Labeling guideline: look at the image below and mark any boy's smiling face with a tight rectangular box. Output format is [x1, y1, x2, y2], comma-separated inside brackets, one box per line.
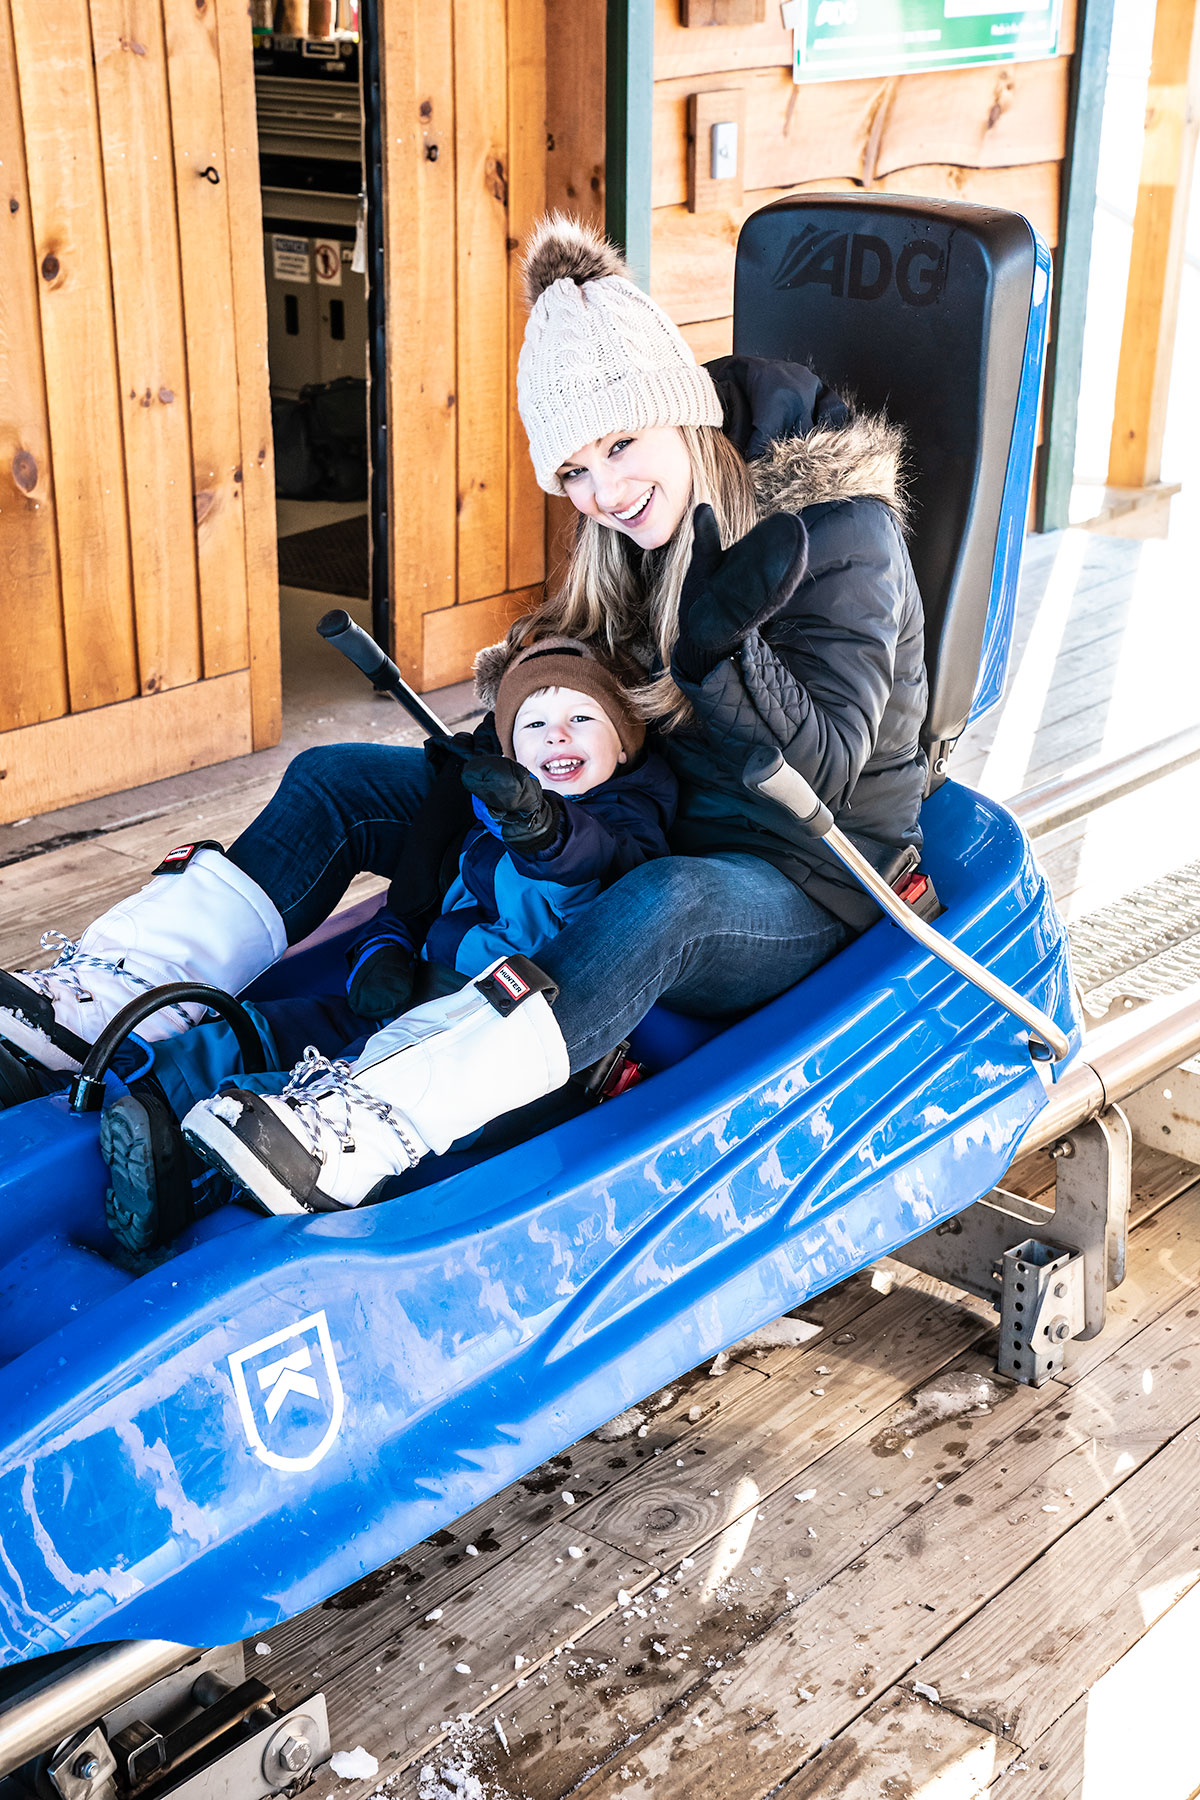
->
[512, 686, 624, 796]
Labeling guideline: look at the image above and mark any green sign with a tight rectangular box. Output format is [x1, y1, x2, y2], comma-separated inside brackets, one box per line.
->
[791, 0, 1062, 83]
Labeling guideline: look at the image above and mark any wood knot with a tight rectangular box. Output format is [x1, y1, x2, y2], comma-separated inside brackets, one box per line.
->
[194, 489, 215, 524]
[643, 1505, 681, 1533]
[8, 197, 18, 214]
[119, 36, 148, 54]
[140, 389, 153, 407]
[158, 387, 175, 404]
[11, 450, 37, 493]
[40, 253, 60, 282]
[486, 155, 508, 206]
[419, 99, 433, 119]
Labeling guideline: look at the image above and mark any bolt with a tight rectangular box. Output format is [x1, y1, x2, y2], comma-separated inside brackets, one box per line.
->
[1049, 1318, 1071, 1342]
[73, 1755, 101, 1781]
[276, 1735, 313, 1774]
[1050, 1139, 1075, 1160]
[1053, 1282, 1067, 1299]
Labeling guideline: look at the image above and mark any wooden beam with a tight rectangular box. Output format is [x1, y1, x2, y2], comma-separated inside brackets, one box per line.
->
[1106, 0, 1200, 491]
[0, 671, 251, 823]
[606, 0, 655, 285]
[1035, 0, 1116, 531]
[216, 0, 282, 752]
[421, 585, 541, 691]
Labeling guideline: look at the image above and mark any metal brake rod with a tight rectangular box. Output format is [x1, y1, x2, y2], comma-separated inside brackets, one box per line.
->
[744, 750, 1071, 1063]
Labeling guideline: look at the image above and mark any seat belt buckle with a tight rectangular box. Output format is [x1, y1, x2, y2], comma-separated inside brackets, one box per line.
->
[892, 866, 943, 922]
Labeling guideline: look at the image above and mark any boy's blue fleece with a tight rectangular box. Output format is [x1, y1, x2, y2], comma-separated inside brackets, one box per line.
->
[346, 749, 677, 983]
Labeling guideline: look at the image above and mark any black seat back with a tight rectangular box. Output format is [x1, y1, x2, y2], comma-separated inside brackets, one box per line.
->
[733, 193, 1044, 769]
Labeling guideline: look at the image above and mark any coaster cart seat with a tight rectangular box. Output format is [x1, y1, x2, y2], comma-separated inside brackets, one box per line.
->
[0, 197, 1082, 1736]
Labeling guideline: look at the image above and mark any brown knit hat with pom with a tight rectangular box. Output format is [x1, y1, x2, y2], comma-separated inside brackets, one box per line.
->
[490, 636, 645, 762]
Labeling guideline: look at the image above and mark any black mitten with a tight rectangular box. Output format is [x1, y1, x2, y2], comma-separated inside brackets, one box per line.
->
[672, 502, 809, 684]
[346, 917, 417, 1019]
[461, 754, 563, 854]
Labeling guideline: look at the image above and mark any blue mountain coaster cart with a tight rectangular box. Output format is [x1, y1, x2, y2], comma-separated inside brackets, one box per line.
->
[1, 194, 1111, 1798]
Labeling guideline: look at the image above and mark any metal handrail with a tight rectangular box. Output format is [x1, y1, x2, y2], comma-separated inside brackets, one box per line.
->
[745, 750, 1072, 1063]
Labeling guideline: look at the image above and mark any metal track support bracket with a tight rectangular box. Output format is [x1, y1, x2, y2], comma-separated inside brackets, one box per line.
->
[891, 1105, 1131, 1379]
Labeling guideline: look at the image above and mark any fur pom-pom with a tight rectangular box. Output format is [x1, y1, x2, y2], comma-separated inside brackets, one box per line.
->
[522, 213, 630, 310]
[472, 637, 516, 709]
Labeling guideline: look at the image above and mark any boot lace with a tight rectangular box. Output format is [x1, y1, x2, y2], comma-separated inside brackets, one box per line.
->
[280, 1046, 421, 1166]
[18, 931, 197, 1032]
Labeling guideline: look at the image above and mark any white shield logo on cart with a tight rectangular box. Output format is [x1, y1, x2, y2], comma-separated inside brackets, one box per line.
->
[228, 1310, 345, 1472]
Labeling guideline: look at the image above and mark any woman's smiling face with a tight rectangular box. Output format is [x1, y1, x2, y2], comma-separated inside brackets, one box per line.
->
[557, 426, 692, 549]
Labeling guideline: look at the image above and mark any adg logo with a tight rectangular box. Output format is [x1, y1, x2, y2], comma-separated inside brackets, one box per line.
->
[228, 1310, 345, 1472]
[773, 225, 947, 308]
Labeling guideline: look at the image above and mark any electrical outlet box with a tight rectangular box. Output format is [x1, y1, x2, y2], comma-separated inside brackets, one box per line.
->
[711, 120, 739, 182]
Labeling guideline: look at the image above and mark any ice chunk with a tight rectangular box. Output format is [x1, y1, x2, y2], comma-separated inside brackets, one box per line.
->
[736, 1317, 822, 1350]
[913, 1681, 940, 1704]
[594, 1407, 646, 1441]
[329, 1746, 379, 1779]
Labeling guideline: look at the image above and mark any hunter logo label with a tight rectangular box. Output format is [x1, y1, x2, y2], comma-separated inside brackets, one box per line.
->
[773, 226, 947, 308]
[492, 962, 531, 1003]
[228, 1310, 345, 1472]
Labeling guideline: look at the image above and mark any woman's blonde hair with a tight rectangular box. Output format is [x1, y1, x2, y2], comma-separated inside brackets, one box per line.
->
[509, 424, 757, 728]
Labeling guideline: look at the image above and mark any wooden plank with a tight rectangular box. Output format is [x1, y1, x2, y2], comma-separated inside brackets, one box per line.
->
[678, 315, 733, 361]
[0, 0, 66, 731]
[421, 584, 541, 690]
[9, 0, 138, 714]
[1036, 0, 1117, 531]
[0, 671, 251, 824]
[90, 0, 201, 697]
[656, 0, 1076, 82]
[505, 0, 547, 592]
[872, 161, 1060, 242]
[546, 0, 606, 230]
[426, 1192, 1200, 1800]
[775, 1690, 1017, 1797]
[654, 0, 791, 82]
[682, 0, 765, 25]
[454, 0, 510, 605]
[550, 1280, 1200, 1799]
[653, 57, 1071, 209]
[992, 1577, 1200, 1800]
[912, 1436, 1200, 1753]
[378, 0, 457, 682]
[215, 0, 281, 751]
[585, 1283, 989, 1563]
[162, 0, 250, 680]
[1106, 0, 1200, 490]
[686, 87, 746, 214]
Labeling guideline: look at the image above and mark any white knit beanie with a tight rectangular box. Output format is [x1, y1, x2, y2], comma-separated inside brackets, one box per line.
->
[517, 215, 723, 494]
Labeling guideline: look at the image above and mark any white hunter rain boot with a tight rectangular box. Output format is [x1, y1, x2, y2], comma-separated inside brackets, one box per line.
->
[0, 845, 287, 1074]
[181, 956, 570, 1214]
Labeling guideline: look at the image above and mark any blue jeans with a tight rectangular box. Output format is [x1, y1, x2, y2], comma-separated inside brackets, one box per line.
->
[228, 744, 848, 1073]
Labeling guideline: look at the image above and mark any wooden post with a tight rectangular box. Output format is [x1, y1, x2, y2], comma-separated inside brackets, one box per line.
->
[1106, 0, 1200, 491]
[1036, 0, 1116, 531]
[605, 0, 654, 286]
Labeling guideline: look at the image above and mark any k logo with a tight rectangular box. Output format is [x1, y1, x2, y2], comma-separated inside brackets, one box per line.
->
[228, 1310, 345, 1472]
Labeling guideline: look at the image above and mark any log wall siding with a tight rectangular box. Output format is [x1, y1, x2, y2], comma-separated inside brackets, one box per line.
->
[650, 0, 1077, 348]
[0, 0, 279, 821]
[382, 0, 549, 690]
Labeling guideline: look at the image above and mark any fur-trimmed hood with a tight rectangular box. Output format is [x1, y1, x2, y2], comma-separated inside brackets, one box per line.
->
[750, 412, 906, 526]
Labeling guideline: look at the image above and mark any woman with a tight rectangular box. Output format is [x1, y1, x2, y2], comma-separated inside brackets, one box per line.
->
[0, 215, 926, 1217]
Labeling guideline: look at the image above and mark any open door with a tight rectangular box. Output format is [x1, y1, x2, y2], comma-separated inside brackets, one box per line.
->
[0, 0, 279, 825]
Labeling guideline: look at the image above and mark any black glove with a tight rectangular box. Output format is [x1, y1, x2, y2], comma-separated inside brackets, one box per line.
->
[346, 920, 416, 1020]
[672, 503, 809, 685]
[461, 754, 563, 854]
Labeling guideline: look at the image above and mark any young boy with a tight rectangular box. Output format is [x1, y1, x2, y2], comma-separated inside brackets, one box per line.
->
[100, 639, 675, 1250]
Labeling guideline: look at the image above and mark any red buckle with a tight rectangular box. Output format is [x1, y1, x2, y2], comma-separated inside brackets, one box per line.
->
[599, 1057, 645, 1101]
[895, 872, 929, 906]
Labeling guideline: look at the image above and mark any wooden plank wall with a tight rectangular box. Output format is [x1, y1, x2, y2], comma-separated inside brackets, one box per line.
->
[653, 0, 1078, 361]
[0, 0, 280, 823]
[384, 0, 550, 690]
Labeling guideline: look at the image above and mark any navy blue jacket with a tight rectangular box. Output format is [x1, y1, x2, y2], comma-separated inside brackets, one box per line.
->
[350, 751, 677, 982]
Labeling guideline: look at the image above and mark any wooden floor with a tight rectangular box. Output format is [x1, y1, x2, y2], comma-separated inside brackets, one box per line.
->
[5, 520, 1200, 1797]
[259, 1165, 1200, 1800]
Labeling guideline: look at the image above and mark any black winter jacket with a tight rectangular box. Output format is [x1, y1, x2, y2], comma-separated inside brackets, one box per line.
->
[662, 357, 927, 931]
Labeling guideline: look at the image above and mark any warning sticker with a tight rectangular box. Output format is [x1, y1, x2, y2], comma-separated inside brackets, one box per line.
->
[313, 239, 343, 287]
[272, 235, 311, 283]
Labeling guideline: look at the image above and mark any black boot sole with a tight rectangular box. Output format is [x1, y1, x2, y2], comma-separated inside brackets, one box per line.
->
[102, 1085, 197, 1254]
